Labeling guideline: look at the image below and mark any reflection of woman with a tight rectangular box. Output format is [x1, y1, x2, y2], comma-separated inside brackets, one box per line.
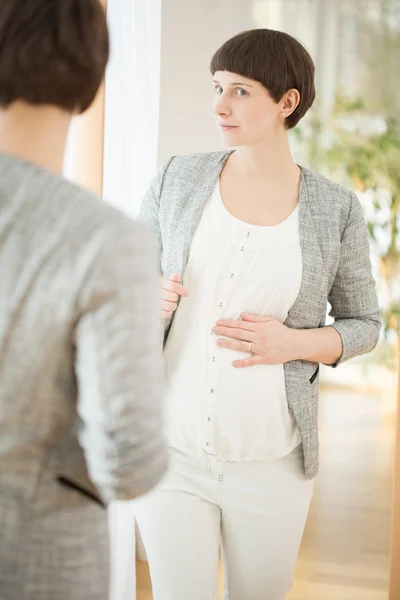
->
[0, 1, 166, 598]
[136, 29, 380, 599]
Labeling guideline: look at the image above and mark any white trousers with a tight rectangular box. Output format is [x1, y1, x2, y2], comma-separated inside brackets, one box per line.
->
[134, 445, 314, 600]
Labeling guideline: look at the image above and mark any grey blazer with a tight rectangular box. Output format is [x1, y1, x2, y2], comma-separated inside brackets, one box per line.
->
[0, 154, 167, 600]
[139, 150, 381, 480]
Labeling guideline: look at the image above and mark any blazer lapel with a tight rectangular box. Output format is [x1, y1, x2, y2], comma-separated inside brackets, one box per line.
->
[164, 152, 231, 279]
[284, 167, 325, 329]
[162, 152, 231, 340]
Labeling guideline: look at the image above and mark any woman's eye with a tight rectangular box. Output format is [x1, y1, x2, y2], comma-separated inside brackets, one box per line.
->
[215, 86, 223, 94]
[236, 88, 248, 96]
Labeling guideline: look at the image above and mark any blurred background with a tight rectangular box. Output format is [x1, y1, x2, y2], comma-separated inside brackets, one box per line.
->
[64, 0, 400, 598]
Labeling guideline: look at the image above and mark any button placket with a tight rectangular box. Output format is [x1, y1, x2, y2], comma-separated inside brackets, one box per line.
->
[205, 320, 218, 453]
[204, 229, 251, 454]
[216, 230, 249, 318]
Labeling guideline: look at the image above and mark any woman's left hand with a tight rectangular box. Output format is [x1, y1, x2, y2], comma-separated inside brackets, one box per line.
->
[212, 313, 296, 368]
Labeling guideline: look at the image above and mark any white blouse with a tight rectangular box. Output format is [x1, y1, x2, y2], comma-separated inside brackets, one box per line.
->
[163, 181, 302, 461]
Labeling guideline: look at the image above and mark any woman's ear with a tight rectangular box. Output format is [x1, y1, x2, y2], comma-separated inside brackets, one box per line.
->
[281, 89, 300, 117]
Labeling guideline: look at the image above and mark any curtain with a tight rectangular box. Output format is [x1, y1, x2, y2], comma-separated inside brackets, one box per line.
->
[103, 1, 162, 598]
[103, 0, 162, 216]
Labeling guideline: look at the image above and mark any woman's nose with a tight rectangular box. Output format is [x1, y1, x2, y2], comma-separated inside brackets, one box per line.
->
[214, 95, 232, 117]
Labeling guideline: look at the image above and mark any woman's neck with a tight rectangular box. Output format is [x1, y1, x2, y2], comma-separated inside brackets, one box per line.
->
[0, 101, 71, 175]
[231, 131, 299, 182]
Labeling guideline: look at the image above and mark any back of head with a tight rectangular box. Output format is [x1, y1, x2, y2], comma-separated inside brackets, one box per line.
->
[0, 0, 109, 115]
[210, 28, 315, 129]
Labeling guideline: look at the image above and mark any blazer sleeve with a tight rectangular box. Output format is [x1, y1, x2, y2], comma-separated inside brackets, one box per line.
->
[74, 221, 168, 503]
[328, 191, 381, 367]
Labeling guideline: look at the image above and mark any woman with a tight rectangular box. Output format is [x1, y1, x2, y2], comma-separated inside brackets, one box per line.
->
[135, 29, 380, 599]
[0, 1, 166, 599]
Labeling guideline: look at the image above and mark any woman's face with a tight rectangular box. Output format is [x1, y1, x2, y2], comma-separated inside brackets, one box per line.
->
[213, 70, 285, 147]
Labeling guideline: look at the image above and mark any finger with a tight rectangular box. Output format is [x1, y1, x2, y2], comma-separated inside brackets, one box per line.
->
[216, 319, 242, 328]
[161, 289, 179, 302]
[162, 278, 188, 297]
[168, 273, 188, 295]
[232, 356, 264, 368]
[217, 338, 255, 353]
[161, 300, 178, 314]
[213, 325, 255, 341]
[241, 313, 273, 323]
[215, 319, 255, 332]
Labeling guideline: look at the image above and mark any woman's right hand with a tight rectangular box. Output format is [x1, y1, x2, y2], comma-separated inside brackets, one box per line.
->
[160, 273, 188, 319]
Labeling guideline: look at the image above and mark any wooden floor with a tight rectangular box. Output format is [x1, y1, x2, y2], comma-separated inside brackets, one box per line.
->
[137, 382, 395, 599]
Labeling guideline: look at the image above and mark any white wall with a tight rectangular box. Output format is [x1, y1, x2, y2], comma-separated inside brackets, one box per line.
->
[157, 0, 255, 165]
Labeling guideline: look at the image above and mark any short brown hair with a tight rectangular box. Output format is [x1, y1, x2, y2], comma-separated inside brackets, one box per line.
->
[210, 29, 315, 129]
[0, 0, 109, 114]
